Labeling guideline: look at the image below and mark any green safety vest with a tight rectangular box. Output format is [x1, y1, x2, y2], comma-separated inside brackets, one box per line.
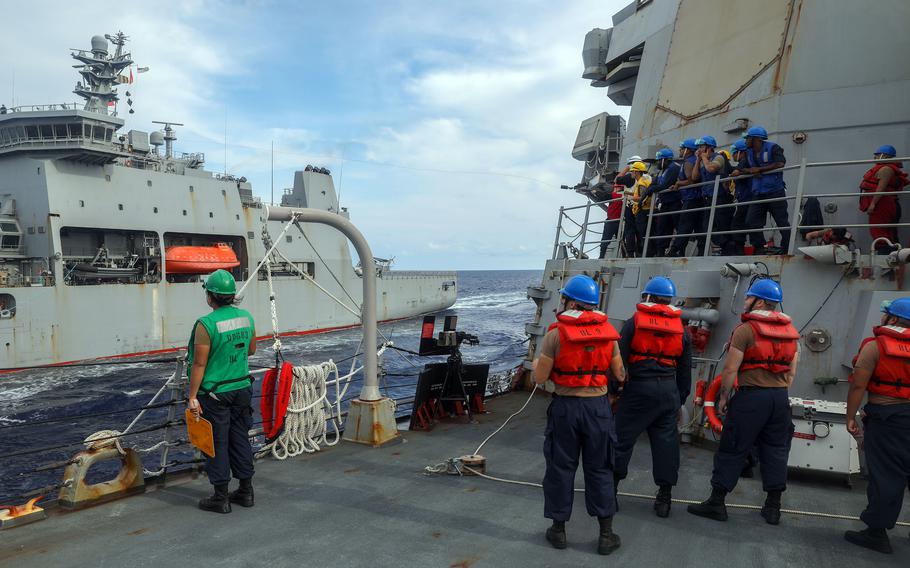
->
[187, 306, 255, 394]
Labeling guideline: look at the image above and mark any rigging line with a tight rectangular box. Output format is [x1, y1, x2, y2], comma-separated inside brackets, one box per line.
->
[293, 221, 360, 307]
[237, 213, 301, 297]
[798, 266, 851, 334]
[270, 247, 360, 317]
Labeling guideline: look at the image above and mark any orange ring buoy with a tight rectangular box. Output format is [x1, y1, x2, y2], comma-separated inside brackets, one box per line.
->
[703, 374, 737, 433]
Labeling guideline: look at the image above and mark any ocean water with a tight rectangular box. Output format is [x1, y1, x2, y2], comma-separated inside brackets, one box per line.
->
[0, 269, 542, 502]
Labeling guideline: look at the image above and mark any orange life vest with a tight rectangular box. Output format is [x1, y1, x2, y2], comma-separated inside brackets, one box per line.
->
[629, 302, 684, 367]
[548, 310, 620, 388]
[861, 326, 910, 400]
[859, 163, 909, 209]
[738, 310, 800, 374]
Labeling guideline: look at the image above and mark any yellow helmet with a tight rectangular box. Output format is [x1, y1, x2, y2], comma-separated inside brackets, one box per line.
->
[629, 161, 648, 172]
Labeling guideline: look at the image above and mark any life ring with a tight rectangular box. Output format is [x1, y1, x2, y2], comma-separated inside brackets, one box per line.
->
[703, 374, 737, 433]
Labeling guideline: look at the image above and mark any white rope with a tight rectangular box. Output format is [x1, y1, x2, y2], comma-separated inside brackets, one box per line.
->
[264, 257, 282, 354]
[259, 361, 342, 460]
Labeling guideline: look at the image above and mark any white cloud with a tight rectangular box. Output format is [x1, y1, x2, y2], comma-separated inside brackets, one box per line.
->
[1, 1, 630, 270]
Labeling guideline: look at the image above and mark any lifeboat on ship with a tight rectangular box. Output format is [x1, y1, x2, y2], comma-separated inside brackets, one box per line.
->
[165, 243, 240, 274]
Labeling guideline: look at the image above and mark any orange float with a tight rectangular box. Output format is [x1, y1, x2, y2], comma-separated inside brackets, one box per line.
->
[165, 242, 239, 274]
[703, 374, 738, 434]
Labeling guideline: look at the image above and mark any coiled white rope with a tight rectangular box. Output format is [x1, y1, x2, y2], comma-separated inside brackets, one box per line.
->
[259, 361, 342, 460]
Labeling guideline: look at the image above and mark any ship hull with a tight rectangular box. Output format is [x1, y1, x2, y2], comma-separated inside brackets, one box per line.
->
[0, 270, 456, 369]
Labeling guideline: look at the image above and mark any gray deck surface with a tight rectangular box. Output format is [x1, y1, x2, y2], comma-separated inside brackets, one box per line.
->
[1, 392, 907, 567]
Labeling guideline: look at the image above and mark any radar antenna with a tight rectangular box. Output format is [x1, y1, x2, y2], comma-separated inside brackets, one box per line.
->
[71, 32, 133, 115]
[151, 121, 184, 159]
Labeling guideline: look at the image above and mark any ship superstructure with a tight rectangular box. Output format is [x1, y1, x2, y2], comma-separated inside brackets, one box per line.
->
[526, 0, 910, 453]
[0, 34, 456, 369]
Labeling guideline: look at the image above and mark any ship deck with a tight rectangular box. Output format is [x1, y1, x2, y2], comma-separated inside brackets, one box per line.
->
[1, 392, 907, 566]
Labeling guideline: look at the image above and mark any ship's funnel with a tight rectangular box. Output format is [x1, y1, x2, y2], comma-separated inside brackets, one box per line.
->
[798, 245, 853, 265]
[582, 28, 611, 81]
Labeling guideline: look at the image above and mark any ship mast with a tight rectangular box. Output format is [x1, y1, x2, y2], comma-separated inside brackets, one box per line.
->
[71, 32, 133, 115]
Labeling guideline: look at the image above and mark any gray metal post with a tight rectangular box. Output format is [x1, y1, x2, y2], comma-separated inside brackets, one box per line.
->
[552, 207, 564, 260]
[787, 158, 808, 256]
[266, 205, 380, 401]
[159, 358, 186, 476]
[615, 196, 628, 259]
[643, 201, 655, 257]
[579, 200, 592, 253]
[703, 176, 721, 257]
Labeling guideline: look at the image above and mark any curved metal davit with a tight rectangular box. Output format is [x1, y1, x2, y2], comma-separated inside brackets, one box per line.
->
[266, 205, 397, 446]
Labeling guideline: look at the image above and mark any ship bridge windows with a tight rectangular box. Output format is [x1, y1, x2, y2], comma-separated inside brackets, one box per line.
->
[60, 227, 161, 286]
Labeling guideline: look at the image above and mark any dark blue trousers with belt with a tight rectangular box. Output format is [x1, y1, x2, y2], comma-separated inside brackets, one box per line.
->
[860, 403, 910, 530]
[711, 387, 793, 492]
[543, 395, 616, 521]
[198, 386, 255, 486]
[614, 378, 680, 486]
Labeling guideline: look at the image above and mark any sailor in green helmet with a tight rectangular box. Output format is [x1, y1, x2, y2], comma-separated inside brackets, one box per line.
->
[187, 269, 258, 514]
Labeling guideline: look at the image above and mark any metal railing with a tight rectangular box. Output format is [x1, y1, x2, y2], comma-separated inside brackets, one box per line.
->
[553, 155, 910, 260]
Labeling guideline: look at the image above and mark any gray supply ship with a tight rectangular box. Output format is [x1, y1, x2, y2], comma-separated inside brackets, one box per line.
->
[0, 32, 456, 370]
[525, 0, 910, 476]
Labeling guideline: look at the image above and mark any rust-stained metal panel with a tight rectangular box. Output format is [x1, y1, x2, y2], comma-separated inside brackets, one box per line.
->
[657, 0, 792, 118]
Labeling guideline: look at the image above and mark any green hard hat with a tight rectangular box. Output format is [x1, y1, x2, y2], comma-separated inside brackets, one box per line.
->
[203, 269, 237, 295]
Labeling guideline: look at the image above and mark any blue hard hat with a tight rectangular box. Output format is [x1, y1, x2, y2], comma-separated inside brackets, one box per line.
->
[655, 148, 674, 160]
[697, 135, 717, 148]
[746, 279, 783, 303]
[559, 275, 600, 306]
[642, 276, 676, 298]
[882, 298, 910, 320]
[732, 139, 747, 152]
[746, 126, 768, 140]
[875, 144, 897, 157]
[679, 138, 698, 150]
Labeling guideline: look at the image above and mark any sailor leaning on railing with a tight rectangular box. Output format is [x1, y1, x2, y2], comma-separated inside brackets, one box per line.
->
[186, 269, 257, 514]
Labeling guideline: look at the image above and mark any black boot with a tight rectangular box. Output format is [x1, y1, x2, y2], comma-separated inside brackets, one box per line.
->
[597, 516, 621, 555]
[844, 528, 892, 554]
[229, 478, 254, 508]
[198, 483, 231, 514]
[545, 520, 567, 550]
[760, 490, 781, 525]
[687, 486, 728, 521]
[654, 485, 672, 518]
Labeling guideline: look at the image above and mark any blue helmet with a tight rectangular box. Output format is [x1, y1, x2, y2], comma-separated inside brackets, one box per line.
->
[697, 135, 717, 148]
[882, 298, 910, 320]
[655, 148, 674, 160]
[731, 139, 747, 152]
[559, 275, 600, 306]
[746, 279, 783, 303]
[642, 276, 676, 298]
[746, 126, 768, 140]
[875, 144, 897, 157]
[679, 138, 698, 151]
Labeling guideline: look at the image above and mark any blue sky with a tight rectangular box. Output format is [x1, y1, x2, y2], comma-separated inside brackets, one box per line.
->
[3, 0, 627, 269]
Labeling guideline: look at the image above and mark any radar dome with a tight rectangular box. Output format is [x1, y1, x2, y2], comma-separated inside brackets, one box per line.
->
[149, 131, 165, 147]
[91, 35, 108, 54]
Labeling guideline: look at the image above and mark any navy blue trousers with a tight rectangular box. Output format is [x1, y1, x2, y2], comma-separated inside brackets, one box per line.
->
[746, 189, 791, 250]
[198, 387, 255, 486]
[654, 200, 682, 256]
[614, 379, 681, 486]
[669, 198, 706, 256]
[543, 395, 616, 521]
[861, 403, 910, 530]
[711, 388, 793, 492]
